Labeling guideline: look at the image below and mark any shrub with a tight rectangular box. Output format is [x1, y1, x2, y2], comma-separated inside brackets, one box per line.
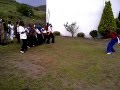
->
[116, 28, 120, 35]
[17, 4, 34, 17]
[53, 31, 61, 36]
[77, 32, 85, 37]
[90, 30, 98, 38]
[98, 1, 116, 38]
[64, 22, 79, 37]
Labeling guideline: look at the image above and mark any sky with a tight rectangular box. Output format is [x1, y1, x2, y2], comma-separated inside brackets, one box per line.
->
[16, 0, 46, 7]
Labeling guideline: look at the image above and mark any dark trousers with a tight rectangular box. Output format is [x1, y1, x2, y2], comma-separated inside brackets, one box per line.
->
[107, 38, 118, 53]
[37, 34, 43, 45]
[46, 33, 55, 44]
[21, 39, 27, 52]
[43, 34, 47, 43]
[29, 35, 37, 46]
[16, 33, 20, 43]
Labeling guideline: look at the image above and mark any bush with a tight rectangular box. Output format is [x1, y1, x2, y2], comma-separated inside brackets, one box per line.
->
[53, 31, 61, 36]
[17, 4, 34, 17]
[77, 32, 85, 37]
[116, 28, 120, 35]
[90, 30, 98, 38]
[98, 1, 116, 38]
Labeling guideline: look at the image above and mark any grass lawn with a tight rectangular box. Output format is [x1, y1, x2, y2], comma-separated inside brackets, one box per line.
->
[0, 36, 120, 90]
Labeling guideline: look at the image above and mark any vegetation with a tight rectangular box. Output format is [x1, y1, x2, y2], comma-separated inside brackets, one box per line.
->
[64, 22, 79, 37]
[0, 0, 46, 25]
[115, 18, 120, 35]
[53, 31, 61, 36]
[98, 1, 116, 38]
[77, 32, 85, 37]
[90, 30, 98, 38]
[17, 4, 34, 17]
[0, 37, 120, 89]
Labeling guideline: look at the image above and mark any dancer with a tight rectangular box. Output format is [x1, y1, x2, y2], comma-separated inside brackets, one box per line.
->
[106, 29, 120, 54]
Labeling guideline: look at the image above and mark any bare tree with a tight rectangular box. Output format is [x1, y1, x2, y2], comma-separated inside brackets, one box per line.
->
[64, 22, 79, 37]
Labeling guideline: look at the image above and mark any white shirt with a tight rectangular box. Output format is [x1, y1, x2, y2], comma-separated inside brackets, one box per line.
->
[48, 26, 52, 33]
[35, 28, 41, 34]
[18, 26, 27, 39]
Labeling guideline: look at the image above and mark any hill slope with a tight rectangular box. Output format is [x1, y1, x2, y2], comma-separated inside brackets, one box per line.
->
[0, 0, 46, 26]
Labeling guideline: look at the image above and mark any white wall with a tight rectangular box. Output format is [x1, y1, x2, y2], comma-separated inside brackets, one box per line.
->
[46, 0, 120, 38]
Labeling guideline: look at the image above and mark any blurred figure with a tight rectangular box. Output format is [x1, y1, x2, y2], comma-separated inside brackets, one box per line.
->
[106, 28, 120, 54]
[19, 21, 27, 53]
[15, 21, 20, 43]
[8, 22, 14, 43]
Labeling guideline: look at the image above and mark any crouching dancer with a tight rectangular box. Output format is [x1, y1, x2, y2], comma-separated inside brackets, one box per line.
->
[107, 29, 120, 54]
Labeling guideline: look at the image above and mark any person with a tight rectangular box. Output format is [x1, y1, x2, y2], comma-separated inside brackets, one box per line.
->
[8, 22, 14, 43]
[45, 23, 55, 44]
[18, 21, 27, 53]
[48, 24, 55, 43]
[106, 29, 120, 54]
[15, 22, 20, 43]
[35, 23, 44, 45]
[0, 19, 8, 45]
[29, 24, 37, 47]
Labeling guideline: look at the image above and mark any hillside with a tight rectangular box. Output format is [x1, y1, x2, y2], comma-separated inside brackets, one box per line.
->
[0, 0, 46, 26]
[34, 5, 46, 12]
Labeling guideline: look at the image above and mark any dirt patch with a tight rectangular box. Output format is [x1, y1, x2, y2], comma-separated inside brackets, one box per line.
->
[15, 52, 56, 78]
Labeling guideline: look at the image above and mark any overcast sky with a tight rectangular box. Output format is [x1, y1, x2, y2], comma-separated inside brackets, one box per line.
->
[16, 0, 46, 6]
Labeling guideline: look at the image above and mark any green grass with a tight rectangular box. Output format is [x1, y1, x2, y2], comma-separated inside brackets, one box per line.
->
[0, 37, 120, 90]
[0, 0, 46, 25]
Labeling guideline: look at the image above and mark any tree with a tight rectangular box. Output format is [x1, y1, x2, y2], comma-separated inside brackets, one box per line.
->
[64, 22, 79, 37]
[98, 1, 116, 38]
[17, 4, 34, 17]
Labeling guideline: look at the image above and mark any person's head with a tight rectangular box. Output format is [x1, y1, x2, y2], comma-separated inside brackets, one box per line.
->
[19, 21, 24, 26]
[8, 21, 11, 24]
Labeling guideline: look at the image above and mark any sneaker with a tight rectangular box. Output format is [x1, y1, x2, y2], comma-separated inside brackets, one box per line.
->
[27, 46, 30, 48]
[107, 52, 112, 54]
[20, 51, 24, 54]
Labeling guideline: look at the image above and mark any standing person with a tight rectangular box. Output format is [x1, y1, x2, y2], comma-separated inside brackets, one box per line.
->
[48, 24, 55, 43]
[9, 23, 14, 43]
[42, 27, 47, 43]
[106, 29, 120, 54]
[29, 24, 37, 47]
[19, 21, 27, 53]
[15, 22, 20, 43]
[0, 19, 8, 45]
[35, 23, 43, 45]
[0, 19, 3, 44]
[45, 23, 55, 44]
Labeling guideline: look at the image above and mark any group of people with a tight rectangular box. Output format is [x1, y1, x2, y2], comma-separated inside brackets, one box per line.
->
[0, 19, 55, 53]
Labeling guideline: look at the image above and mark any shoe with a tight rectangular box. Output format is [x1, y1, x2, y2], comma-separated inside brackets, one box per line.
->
[107, 52, 112, 54]
[27, 46, 30, 48]
[20, 51, 24, 54]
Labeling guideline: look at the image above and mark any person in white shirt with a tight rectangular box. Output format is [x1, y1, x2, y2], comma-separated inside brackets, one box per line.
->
[46, 23, 55, 44]
[18, 21, 27, 53]
[8, 23, 14, 43]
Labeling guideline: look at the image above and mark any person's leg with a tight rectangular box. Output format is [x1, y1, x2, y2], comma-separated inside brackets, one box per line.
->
[24, 39, 27, 51]
[46, 35, 50, 44]
[16, 33, 20, 43]
[50, 33, 55, 43]
[107, 38, 118, 54]
[111, 38, 118, 52]
[20, 39, 24, 52]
